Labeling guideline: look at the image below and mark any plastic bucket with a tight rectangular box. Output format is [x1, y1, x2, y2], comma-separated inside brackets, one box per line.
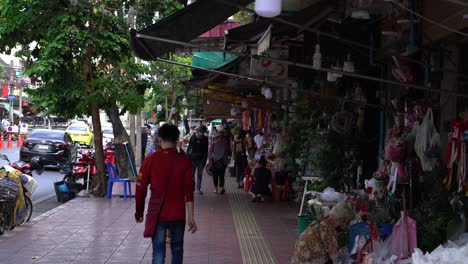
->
[297, 215, 312, 234]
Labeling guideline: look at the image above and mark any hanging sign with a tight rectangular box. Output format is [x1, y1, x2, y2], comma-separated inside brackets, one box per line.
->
[251, 49, 288, 79]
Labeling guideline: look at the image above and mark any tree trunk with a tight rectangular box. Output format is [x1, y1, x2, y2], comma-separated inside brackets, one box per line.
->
[90, 101, 107, 197]
[106, 103, 136, 180]
[82, 20, 107, 197]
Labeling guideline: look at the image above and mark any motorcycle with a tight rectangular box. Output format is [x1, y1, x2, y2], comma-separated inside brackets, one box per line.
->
[0, 155, 42, 234]
[62, 148, 96, 191]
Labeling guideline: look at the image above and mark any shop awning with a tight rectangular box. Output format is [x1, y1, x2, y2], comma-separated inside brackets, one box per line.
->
[192, 52, 239, 69]
[225, 0, 334, 48]
[130, 0, 253, 60]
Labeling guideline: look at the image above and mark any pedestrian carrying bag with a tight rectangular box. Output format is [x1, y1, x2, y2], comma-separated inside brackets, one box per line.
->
[143, 155, 176, 238]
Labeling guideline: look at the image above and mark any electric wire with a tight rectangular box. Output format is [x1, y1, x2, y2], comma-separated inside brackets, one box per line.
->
[68, 0, 468, 79]
[213, 0, 468, 79]
[137, 34, 468, 99]
[389, 0, 468, 38]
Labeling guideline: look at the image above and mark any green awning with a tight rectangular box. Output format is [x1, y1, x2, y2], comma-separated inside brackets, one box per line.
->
[192, 52, 238, 69]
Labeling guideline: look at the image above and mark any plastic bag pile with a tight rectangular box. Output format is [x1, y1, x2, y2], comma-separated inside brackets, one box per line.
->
[412, 233, 468, 264]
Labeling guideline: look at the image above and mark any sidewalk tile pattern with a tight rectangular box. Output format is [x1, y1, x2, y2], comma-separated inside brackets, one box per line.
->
[0, 172, 299, 264]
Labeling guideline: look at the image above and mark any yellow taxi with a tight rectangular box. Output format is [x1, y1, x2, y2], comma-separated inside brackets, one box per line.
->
[65, 123, 94, 147]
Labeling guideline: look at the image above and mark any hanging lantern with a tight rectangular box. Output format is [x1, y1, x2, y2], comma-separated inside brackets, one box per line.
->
[182, 97, 188, 106]
[241, 100, 248, 109]
[312, 44, 322, 70]
[171, 107, 176, 114]
[255, 0, 282, 18]
[263, 87, 273, 99]
[261, 86, 266, 95]
[206, 99, 210, 105]
[156, 104, 162, 112]
[343, 54, 355, 73]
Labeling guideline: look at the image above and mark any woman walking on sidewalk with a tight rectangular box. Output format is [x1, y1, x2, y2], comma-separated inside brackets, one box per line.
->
[135, 124, 197, 264]
[209, 130, 229, 194]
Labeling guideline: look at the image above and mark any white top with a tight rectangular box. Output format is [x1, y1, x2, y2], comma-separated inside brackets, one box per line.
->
[254, 134, 265, 149]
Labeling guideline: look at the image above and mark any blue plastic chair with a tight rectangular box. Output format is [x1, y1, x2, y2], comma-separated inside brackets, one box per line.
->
[106, 162, 132, 200]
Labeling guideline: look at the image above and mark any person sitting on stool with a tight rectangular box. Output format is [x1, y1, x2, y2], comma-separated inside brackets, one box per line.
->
[249, 156, 272, 202]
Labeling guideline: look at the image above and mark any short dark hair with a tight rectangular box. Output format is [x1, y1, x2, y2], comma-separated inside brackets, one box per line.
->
[259, 156, 267, 166]
[145, 124, 151, 130]
[158, 124, 180, 143]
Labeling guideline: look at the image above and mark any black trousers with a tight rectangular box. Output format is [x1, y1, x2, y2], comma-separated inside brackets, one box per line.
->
[212, 166, 226, 188]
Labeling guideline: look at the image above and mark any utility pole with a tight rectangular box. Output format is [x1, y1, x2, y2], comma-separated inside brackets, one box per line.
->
[136, 109, 142, 166]
[8, 60, 14, 125]
[129, 6, 136, 157]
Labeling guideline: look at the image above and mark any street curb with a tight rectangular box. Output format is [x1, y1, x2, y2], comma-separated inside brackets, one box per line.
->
[32, 193, 56, 206]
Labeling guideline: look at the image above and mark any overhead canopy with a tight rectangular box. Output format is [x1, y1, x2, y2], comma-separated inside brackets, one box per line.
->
[225, 0, 334, 48]
[130, 0, 253, 60]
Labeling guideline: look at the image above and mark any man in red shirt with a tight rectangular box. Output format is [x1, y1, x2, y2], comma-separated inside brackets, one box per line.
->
[135, 124, 197, 264]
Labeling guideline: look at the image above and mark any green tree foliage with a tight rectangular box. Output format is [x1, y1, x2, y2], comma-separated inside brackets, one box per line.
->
[0, 0, 183, 196]
[233, 2, 254, 25]
[144, 55, 196, 122]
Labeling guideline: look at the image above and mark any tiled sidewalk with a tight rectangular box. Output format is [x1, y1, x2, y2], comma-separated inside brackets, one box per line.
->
[0, 174, 299, 264]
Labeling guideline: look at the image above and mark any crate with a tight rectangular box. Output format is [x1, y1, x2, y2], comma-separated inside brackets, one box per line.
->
[53, 181, 78, 203]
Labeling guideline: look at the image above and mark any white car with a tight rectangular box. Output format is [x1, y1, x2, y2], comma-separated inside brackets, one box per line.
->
[102, 127, 114, 146]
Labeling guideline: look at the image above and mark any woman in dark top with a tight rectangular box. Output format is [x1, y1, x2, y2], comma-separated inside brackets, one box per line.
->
[250, 156, 272, 202]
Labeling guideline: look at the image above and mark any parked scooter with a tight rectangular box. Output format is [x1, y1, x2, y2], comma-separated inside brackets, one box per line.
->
[0, 155, 42, 234]
[62, 148, 96, 192]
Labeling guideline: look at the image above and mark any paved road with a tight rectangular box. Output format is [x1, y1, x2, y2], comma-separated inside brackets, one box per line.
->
[0, 146, 64, 205]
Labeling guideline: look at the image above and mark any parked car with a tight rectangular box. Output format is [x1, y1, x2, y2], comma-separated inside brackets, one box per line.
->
[66, 123, 93, 147]
[102, 127, 114, 146]
[20, 129, 78, 166]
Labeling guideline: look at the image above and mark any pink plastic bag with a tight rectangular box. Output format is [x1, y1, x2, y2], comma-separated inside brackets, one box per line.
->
[392, 211, 417, 260]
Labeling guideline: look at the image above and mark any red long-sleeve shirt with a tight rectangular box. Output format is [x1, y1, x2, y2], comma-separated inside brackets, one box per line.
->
[135, 148, 194, 222]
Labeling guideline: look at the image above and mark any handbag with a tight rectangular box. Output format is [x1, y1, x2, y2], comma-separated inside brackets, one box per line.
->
[143, 154, 176, 238]
[206, 159, 214, 176]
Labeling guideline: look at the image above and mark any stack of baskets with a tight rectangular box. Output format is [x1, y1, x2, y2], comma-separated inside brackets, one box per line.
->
[0, 177, 19, 203]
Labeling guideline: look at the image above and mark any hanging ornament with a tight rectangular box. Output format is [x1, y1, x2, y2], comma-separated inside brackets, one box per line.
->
[255, 0, 282, 18]
[171, 107, 176, 114]
[231, 105, 237, 116]
[156, 104, 162, 112]
[263, 87, 273, 99]
[333, 65, 343, 78]
[343, 54, 355, 73]
[312, 44, 322, 70]
[182, 97, 188, 106]
[241, 100, 248, 109]
[327, 71, 337, 82]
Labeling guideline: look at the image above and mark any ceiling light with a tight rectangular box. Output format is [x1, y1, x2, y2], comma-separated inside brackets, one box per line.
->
[255, 0, 282, 18]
